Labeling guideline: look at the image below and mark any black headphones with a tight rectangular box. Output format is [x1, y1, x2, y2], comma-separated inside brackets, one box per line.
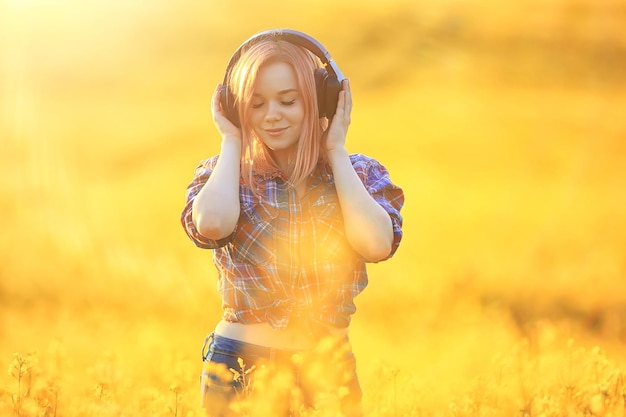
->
[220, 29, 345, 127]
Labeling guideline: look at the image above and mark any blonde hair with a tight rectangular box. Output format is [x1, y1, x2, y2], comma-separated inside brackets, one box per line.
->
[227, 38, 328, 194]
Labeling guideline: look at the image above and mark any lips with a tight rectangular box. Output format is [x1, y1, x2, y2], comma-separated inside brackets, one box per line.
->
[264, 127, 288, 136]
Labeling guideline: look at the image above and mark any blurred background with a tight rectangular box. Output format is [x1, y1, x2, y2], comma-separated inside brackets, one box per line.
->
[1, 0, 626, 415]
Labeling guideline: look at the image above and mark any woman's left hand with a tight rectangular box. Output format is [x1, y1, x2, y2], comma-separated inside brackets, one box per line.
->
[324, 79, 352, 152]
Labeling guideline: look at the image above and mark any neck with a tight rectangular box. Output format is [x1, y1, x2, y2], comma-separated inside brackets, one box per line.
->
[271, 149, 296, 176]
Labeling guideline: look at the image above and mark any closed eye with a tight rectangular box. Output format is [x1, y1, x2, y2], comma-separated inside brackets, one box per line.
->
[250, 98, 296, 109]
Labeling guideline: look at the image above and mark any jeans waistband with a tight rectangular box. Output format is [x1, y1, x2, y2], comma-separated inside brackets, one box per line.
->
[202, 332, 305, 362]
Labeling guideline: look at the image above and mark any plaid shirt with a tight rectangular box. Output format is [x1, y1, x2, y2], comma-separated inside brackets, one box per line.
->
[181, 153, 404, 331]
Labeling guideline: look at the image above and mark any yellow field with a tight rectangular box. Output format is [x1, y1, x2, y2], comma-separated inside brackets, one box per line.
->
[2, 0, 626, 415]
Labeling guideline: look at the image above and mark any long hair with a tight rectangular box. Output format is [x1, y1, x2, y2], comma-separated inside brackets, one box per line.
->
[227, 38, 327, 194]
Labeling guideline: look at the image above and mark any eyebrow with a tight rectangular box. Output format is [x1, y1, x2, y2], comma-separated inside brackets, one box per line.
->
[252, 89, 298, 96]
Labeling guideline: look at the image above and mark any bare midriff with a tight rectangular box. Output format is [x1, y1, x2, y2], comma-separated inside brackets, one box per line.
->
[214, 319, 349, 350]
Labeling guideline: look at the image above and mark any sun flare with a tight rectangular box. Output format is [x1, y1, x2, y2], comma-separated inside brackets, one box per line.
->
[2, 0, 626, 415]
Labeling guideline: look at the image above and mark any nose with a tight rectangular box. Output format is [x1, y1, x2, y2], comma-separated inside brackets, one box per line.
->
[264, 101, 282, 123]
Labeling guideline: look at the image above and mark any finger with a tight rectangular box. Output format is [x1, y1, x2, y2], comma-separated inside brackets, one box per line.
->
[214, 84, 222, 104]
[334, 88, 345, 115]
[212, 84, 224, 116]
[343, 79, 352, 120]
[340, 79, 350, 110]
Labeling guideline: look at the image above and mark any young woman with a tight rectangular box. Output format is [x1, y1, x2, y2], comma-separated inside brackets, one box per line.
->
[181, 29, 404, 416]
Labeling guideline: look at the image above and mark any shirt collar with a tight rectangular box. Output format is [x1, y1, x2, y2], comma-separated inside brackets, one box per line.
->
[254, 170, 286, 182]
[252, 160, 335, 185]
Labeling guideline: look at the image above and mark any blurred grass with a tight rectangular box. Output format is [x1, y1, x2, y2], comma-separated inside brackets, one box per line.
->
[1, 0, 626, 415]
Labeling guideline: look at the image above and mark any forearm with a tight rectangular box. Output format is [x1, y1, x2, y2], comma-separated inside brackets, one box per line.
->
[192, 137, 241, 240]
[327, 148, 394, 262]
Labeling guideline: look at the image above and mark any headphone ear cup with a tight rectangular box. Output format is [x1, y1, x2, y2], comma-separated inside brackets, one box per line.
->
[325, 74, 341, 120]
[314, 67, 341, 119]
[314, 68, 329, 118]
[220, 84, 241, 127]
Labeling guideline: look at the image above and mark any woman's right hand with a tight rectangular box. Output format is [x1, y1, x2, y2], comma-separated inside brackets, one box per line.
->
[212, 84, 242, 141]
[192, 84, 243, 241]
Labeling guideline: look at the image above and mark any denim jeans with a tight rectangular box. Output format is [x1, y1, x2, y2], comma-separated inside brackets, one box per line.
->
[200, 333, 363, 417]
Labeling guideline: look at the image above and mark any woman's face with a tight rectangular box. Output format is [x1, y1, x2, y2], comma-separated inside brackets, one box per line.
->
[248, 61, 305, 167]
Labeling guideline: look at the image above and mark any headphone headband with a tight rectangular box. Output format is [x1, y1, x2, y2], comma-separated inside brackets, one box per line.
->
[222, 28, 345, 85]
[220, 29, 345, 127]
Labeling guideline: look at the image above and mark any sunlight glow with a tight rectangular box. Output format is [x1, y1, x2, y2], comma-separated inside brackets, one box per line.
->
[1, 0, 625, 415]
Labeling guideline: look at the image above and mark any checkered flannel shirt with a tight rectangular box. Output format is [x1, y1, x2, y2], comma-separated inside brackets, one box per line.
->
[181, 153, 404, 330]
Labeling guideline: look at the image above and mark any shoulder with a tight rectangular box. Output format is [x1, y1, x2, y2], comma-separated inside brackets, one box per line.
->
[188, 155, 223, 183]
[184, 155, 225, 193]
[349, 153, 378, 166]
[347, 153, 402, 198]
[349, 153, 389, 170]
[194, 155, 220, 173]
[348, 153, 391, 177]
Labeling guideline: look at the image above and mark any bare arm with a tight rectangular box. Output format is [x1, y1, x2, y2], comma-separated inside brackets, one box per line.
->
[325, 80, 394, 262]
[191, 85, 242, 240]
[327, 148, 394, 262]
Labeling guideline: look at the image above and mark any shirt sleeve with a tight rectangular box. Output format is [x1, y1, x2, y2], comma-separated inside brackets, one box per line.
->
[350, 154, 405, 261]
[180, 156, 234, 249]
